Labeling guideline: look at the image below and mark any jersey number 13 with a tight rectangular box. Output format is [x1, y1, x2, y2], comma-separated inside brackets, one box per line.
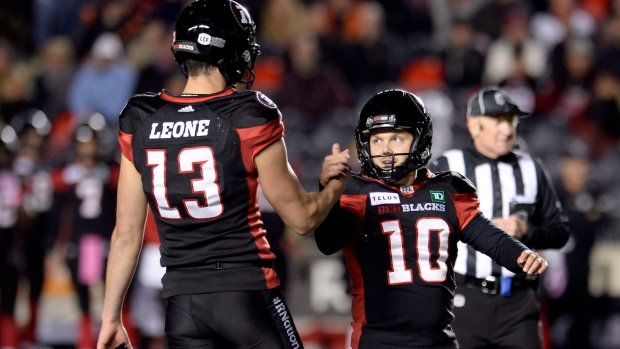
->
[147, 146, 223, 220]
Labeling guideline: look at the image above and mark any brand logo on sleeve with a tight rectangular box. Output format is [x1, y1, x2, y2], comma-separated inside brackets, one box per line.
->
[370, 192, 400, 206]
[430, 190, 445, 203]
[256, 92, 277, 108]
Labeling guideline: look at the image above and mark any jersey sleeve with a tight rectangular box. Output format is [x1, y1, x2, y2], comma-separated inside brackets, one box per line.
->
[461, 213, 528, 273]
[441, 171, 481, 231]
[314, 178, 367, 255]
[233, 92, 284, 170]
[118, 94, 159, 163]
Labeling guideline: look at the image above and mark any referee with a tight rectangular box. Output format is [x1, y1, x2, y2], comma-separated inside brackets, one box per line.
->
[429, 86, 569, 349]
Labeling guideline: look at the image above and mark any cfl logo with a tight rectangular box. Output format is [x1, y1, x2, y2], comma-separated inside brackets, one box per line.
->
[197, 33, 212, 46]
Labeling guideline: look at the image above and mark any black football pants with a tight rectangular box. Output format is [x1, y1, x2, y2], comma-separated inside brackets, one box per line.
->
[452, 282, 541, 349]
[165, 288, 304, 349]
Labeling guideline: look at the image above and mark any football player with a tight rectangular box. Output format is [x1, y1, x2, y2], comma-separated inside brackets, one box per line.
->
[0, 124, 22, 348]
[314, 89, 548, 349]
[51, 123, 120, 348]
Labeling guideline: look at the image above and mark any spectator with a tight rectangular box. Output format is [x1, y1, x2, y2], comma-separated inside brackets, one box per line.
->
[67, 32, 137, 127]
[31, 36, 77, 120]
[484, 8, 547, 85]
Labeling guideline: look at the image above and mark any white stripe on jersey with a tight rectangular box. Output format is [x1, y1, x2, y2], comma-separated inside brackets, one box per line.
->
[498, 162, 517, 277]
[443, 150, 539, 278]
[473, 163, 494, 278]
[444, 150, 472, 276]
[519, 153, 538, 201]
[498, 162, 516, 219]
[444, 150, 465, 175]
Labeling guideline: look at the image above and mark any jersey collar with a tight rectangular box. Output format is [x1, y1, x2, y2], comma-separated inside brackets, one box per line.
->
[158, 88, 235, 103]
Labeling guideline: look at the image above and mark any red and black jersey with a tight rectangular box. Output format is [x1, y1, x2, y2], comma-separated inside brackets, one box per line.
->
[50, 161, 120, 243]
[118, 89, 282, 297]
[315, 169, 528, 349]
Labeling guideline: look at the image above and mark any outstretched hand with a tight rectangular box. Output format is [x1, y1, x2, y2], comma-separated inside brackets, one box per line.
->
[320, 143, 351, 189]
[517, 250, 548, 275]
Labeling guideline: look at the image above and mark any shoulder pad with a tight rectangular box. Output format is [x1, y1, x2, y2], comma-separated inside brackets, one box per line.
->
[119, 94, 167, 134]
[433, 170, 477, 194]
[343, 173, 372, 195]
[229, 91, 281, 127]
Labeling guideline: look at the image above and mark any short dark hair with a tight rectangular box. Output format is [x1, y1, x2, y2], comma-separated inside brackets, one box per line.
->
[185, 59, 218, 77]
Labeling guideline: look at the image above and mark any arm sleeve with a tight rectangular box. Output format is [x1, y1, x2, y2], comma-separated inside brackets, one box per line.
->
[461, 212, 529, 274]
[520, 159, 570, 249]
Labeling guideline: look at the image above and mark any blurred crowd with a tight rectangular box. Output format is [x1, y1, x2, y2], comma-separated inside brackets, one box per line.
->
[2, 0, 620, 348]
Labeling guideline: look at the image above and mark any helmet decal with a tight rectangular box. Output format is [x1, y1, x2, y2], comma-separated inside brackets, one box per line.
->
[197, 33, 212, 46]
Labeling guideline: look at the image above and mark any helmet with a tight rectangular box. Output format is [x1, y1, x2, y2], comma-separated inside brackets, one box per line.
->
[171, 0, 260, 89]
[0, 124, 16, 169]
[355, 89, 433, 182]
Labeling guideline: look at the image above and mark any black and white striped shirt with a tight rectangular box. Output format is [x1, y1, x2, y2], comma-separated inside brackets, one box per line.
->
[429, 143, 569, 278]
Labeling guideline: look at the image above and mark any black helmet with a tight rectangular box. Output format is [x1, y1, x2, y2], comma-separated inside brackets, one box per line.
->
[355, 89, 433, 182]
[171, 0, 260, 89]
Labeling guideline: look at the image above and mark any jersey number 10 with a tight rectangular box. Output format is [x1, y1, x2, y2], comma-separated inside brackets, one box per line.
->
[382, 218, 450, 285]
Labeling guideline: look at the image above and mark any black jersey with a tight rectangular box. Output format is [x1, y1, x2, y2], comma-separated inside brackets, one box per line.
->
[51, 161, 120, 242]
[315, 169, 528, 349]
[119, 88, 282, 297]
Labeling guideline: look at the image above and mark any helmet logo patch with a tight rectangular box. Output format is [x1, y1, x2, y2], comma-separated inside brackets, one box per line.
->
[197, 33, 212, 46]
[242, 50, 251, 62]
[366, 115, 395, 127]
[256, 92, 277, 109]
[173, 42, 198, 53]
